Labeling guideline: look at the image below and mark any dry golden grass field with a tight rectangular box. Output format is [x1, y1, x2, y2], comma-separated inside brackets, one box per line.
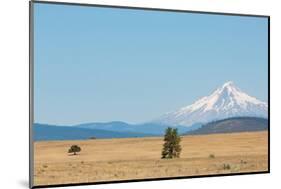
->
[34, 131, 268, 186]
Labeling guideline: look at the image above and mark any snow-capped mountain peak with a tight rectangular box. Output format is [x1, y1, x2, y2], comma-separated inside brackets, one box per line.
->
[154, 81, 268, 127]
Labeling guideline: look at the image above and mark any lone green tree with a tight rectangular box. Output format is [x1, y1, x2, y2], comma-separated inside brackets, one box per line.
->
[68, 145, 81, 155]
[161, 127, 182, 159]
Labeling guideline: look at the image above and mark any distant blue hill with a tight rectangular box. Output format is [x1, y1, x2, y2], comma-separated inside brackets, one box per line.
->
[75, 121, 201, 135]
[33, 123, 156, 141]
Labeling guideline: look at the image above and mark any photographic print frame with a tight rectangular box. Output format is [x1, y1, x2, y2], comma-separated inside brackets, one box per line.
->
[29, 1, 270, 188]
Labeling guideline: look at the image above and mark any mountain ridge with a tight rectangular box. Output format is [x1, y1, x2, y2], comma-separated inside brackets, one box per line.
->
[34, 81, 268, 141]
[75, 122, 199, 135]
[185, 117, 268, 135]
[33, 123, 156, 141]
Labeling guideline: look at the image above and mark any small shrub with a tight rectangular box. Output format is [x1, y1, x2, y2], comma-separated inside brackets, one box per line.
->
[68, 145, 81, 155]
[209, 154, 215, 158]
[223, 164, 231, 170]
[43, 164, 48, 169]
[240, 160, 247, 164]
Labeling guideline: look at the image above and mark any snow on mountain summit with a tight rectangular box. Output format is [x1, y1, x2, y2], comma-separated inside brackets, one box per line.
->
[155, 81, 268, 127]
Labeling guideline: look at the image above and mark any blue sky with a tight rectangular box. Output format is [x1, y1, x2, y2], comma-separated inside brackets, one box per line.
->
[34, 3, 268, 125]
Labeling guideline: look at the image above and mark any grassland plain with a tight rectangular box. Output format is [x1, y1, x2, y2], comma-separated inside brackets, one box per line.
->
[34, 131, 268, 186]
